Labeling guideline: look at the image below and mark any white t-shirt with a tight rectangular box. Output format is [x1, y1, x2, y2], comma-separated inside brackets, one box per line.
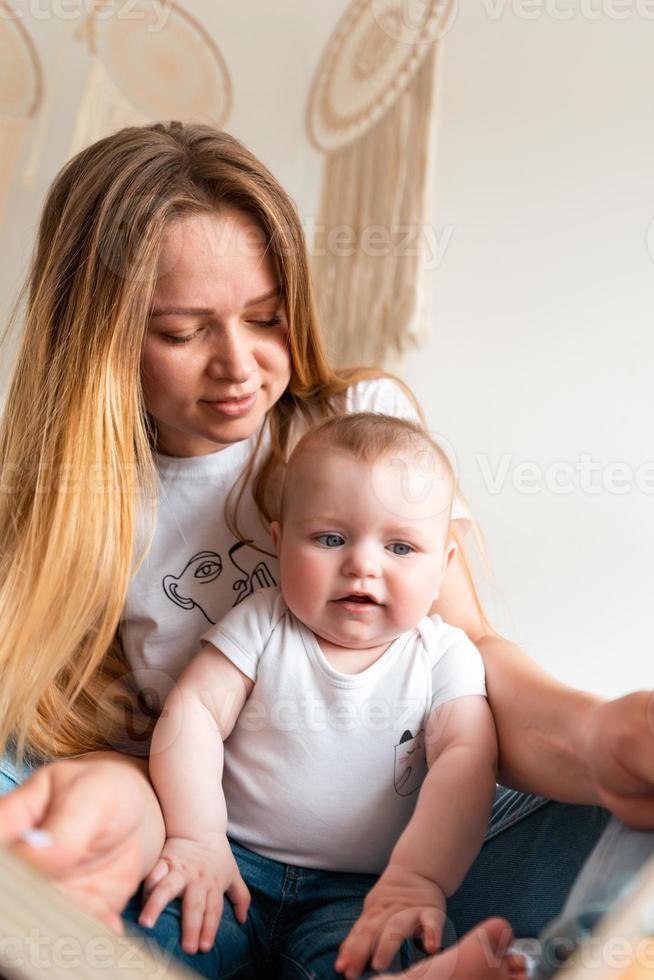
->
[203, 586, 486, 874]
[120, 379, 470, 707]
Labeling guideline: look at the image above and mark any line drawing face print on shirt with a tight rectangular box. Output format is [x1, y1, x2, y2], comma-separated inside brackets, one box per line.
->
[228, 540, 277, 606]
[162, 541, 277, 623]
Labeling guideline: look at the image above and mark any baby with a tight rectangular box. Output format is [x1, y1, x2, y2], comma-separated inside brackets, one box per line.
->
[140, 413, 515, 979]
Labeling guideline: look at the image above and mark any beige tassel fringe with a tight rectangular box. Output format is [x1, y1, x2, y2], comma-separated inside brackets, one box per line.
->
[69, 56, 148, 159]
[312, 44, 439, 371]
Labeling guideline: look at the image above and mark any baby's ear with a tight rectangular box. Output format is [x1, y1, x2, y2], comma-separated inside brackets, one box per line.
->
[270, 521, 281, 554]
[445, 539, 457, 569]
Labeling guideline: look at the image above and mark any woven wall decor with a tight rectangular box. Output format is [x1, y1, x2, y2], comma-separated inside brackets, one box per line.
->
[307, 0, 455, 369]
[70, 0, 232, 157]
[0, 2, 43, 225]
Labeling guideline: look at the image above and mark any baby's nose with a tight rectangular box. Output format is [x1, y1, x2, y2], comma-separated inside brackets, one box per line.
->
[341, 545, 381, 578]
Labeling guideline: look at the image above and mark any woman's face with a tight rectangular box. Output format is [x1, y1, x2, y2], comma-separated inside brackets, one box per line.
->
[141, 209, 292, 457]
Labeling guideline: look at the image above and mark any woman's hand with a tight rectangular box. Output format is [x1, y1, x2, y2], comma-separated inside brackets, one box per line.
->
[0, 753, 165, 933]
[585, 691, 654, 829]
[335, 864, 446, 980]
[139, 833, 250, 955]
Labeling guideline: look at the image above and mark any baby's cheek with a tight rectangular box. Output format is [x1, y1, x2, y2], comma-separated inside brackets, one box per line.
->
[280, 550, 323, 611]
[390, 574, 431, 626]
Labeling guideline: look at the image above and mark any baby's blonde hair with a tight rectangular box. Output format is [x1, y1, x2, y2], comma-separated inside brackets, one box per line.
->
[281, 412, 456, 527]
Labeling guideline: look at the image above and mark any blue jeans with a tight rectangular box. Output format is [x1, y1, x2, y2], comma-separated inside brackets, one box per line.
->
[125, 839, 415, 979]
[1, 756, 611, 978]
[0, 753, 33, 794]
[446, 787, 611, 944]
[123, 790, 610, 977]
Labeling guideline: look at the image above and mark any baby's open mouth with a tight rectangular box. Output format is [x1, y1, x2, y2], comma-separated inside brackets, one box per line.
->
[336, 594, 380, 604]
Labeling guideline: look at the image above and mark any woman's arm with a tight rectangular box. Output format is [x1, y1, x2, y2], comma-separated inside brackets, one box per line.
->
[434, 550, 654, 822]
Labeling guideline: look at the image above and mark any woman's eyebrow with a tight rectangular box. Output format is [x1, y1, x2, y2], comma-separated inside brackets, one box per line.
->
[150, 287, 282, 318]
[150, 306, 212, 317]
[244, 286, 281, 307]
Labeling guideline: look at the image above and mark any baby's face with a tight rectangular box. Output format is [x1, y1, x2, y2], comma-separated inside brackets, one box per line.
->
[271, 445, 453, 651]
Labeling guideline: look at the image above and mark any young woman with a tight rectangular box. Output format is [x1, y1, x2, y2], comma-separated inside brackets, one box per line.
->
[0, 122, 652, 978]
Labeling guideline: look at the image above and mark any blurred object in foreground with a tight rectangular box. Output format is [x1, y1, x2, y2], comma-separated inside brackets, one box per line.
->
[0, 844, 196, 978]
[536, 842, 654, 979]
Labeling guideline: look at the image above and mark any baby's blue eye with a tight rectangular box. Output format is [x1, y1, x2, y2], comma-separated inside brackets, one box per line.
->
[388, 542, 413, 556]
[316, 534, 345, 548]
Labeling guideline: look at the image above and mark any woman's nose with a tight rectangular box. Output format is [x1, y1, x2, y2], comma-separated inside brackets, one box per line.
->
[207, 323, 257, 382]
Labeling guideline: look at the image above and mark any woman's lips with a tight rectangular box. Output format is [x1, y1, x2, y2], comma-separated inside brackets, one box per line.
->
[203, 392, 257, 417]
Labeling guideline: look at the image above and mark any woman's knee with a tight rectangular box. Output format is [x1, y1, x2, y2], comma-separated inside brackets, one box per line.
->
[447, 799, 611, 941]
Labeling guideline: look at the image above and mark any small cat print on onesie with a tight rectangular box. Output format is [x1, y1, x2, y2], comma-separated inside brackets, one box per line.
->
[394, 729, 427, 797]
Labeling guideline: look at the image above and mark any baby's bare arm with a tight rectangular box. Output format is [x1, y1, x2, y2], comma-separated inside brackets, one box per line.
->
[337, 696, 497, 978]
[149, 646, 253, 840]
[392, 695, 498, 892]
[142, 648, 254, 953]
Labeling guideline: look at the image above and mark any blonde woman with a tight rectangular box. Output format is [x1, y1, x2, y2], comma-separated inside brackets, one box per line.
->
[0, 123, 651, 979]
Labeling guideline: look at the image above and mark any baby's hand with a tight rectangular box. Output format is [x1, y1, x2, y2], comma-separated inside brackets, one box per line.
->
[335, 865, 446, 979]
[138, 834, 250, 955]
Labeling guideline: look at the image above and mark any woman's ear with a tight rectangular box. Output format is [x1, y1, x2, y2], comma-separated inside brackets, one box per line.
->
[270, 521, 281, 554]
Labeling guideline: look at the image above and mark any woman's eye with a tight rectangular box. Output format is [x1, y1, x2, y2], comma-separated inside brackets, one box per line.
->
[250, 316, 283, 329]
[387, 542, 413, 556]
[163, 332, 195, 345]
[315, 534, 345, 548]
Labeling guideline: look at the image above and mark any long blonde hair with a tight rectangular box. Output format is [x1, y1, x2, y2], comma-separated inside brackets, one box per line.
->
[0, 122, 425, 762]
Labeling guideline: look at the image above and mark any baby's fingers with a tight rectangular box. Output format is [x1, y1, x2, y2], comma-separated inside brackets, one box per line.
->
[198, 889, 225, 954]
[417, 907, 443, 956]
[371, 908, 440, 972]
[180, 882, 212, 954]
[226, 872, 251, 924]
[143, 857, 170, 898]
[138, 870, 185, 930]
[335, 919, 376, 979]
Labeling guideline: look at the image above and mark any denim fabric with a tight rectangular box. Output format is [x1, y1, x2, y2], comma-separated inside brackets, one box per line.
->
[1, 757, 613, 978]
[446, 793, 611, 945]
[485, 784, 551, 841]
[0, 752, 34, 794]
[123, 839, 416, 980]
[123, 788, 611, 976]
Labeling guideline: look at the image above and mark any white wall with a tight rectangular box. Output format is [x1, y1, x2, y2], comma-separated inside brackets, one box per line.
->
[1, 0, 652, 696]
[402, 1, 654, 696]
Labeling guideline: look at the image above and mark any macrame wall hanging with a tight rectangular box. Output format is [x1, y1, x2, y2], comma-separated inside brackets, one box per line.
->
[306, 0, 455, 370]
[0, 2, 43, 226]
[70, 0, 232, 158]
